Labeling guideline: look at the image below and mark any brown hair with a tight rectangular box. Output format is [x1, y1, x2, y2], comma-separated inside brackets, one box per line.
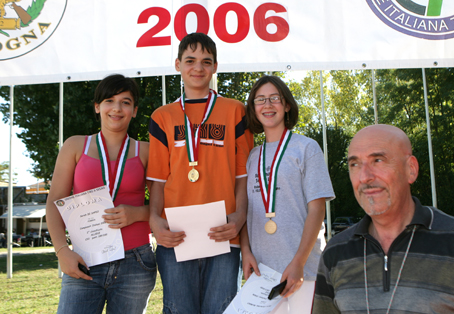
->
[93, 74, 139, 121]
[178, 33, 217, 64]
[246, 76, 299, 134]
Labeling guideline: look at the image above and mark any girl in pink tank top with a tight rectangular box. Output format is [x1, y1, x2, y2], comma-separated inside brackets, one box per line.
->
[46, 74, 156, 314]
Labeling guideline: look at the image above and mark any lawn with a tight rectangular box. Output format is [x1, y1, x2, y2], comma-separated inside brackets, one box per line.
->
[0, 251, 164, 314]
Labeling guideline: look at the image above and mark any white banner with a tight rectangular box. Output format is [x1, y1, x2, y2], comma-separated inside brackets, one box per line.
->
[1, 0, 454, 85]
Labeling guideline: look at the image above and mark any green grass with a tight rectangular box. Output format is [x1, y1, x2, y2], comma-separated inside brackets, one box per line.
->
[0, 253, 163, 314]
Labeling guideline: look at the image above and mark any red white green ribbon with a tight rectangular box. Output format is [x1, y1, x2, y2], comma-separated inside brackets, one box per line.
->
[179, 89, 217, 163]
[96, 132, 130, 201]
[258, 128, 292, 215]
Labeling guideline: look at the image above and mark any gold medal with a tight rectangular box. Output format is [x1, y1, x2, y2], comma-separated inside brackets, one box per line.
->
[188, 168, 199, 182]
[265, 219, 277, 234]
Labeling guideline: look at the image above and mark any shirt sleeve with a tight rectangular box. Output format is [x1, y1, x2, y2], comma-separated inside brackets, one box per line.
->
[147, 109, 170, 182]
[235, 104, 254, 178]
[301, 139, 335, 203]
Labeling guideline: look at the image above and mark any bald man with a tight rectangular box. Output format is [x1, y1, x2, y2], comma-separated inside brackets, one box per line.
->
[313, 124, 454, 313]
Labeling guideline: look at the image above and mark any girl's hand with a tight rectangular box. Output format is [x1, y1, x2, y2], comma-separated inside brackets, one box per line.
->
[58, 247, 92, 280]
[280, 258, 305, 298]
[103, 204, 132, 228]
[241, 250, 261, 280]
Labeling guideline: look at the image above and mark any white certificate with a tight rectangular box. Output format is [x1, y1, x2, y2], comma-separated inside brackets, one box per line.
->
[164, 200, 230, 262]
[224, 263, 283, 314]
[54, 185, 124, 267]
[224, 264, 315, 314]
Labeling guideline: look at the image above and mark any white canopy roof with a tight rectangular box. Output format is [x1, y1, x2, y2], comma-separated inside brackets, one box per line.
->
[0, 205, 46, 219]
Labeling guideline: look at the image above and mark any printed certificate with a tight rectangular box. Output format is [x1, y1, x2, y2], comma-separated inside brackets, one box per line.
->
[224, 264, 315, 314]
[54, 185, 124, 267]
[224, 263, 283, 314]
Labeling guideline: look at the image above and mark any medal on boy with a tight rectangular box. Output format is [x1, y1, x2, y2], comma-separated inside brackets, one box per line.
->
[258, 128, 292, 234]
[180, 89, 217, 183]
[188, 162, 199, 182]
[96, 132, 130, 201]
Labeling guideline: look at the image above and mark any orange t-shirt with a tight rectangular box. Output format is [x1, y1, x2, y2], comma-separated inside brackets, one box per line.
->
[147, 96, 253, 245]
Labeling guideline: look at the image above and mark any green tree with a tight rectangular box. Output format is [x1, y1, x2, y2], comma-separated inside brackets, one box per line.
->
[304, 126, 363, 218]
[0, 73, 267, 182]
[0, 161, 17, 183]
[0, 76, 179, 181]
[288, 70, 374, 219]
[375, 68, 454, 214]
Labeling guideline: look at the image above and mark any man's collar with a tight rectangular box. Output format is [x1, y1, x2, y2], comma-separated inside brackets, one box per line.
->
[409, 196, 434, 230]
[354, 196, 434, 237]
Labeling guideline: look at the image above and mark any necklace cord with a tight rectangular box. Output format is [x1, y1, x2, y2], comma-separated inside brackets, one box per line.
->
[364, 225, 417, 314]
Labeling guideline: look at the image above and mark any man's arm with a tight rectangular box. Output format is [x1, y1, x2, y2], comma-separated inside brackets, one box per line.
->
[312, 244, 340, 314]
[148, 180, 185, 247]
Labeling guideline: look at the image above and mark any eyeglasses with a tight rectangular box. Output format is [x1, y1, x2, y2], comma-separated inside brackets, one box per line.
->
[253, 95, 281, 105]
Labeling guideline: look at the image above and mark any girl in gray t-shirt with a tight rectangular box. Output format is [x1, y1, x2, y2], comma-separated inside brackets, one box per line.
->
[241, 76, 335, 310]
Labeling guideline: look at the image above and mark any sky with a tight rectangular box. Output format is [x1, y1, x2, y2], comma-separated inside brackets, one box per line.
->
[0, 71, 308, 187]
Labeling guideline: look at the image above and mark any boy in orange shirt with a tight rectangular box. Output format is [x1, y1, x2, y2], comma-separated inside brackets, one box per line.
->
[147, 33, 253, 314]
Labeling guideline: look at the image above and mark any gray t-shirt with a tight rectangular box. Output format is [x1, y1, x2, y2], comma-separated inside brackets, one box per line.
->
[246, 133, 335, 280]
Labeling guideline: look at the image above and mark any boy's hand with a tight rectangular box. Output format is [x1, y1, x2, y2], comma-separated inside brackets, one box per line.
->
[150, 215, 185, 248]
[208, 211, 246, 242]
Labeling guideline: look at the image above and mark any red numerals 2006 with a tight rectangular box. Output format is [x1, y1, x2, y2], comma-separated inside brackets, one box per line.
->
[137, 2, 289, 47]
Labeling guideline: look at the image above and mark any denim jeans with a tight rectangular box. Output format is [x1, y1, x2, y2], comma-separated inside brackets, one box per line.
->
[156, 246, 240, 314]
[57, 243, 157, 314]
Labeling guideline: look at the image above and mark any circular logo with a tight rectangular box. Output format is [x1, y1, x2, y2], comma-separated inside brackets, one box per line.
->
[0, 0, 67, 61]
[56, 200, 65, 207]
[366, 0, 454, 40]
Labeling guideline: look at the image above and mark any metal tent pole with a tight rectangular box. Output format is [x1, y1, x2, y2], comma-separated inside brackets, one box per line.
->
[7, 85, 14, 279]
[422, 68, 437, 207]
[162, 75, 166, 106]
[372, 69, 378, 124]
[320, 71, 332, 240]
[58, 82, 64, 278]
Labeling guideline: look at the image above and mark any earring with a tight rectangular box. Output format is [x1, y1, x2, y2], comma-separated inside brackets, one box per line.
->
[286, 112, 289, 124]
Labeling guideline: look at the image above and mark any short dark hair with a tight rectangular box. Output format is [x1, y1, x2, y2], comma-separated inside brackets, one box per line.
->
[93, 74, 139, 120]
[246, 76, 299, 134]
[178, 33, 217, 64]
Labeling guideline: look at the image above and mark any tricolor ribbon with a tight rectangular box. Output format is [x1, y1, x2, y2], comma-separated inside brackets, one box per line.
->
[179, 89, 217, 164]
[96, 132, 130, 201]
[258, 128, 292, 215]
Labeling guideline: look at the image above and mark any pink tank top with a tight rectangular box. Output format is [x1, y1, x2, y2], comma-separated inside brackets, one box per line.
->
[73, 136, 151, 251]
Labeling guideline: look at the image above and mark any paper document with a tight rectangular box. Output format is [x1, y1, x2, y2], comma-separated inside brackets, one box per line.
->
[224, 263, 315, 314]
[224, 263, 283, 314]
[165, 200, 230, 262]
[54, 185, 124, 267]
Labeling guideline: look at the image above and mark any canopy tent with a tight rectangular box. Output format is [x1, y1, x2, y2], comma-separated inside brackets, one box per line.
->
[2, 0, 452, 278]
[0, 205, 46, 249]
[0, 205, 46, 219]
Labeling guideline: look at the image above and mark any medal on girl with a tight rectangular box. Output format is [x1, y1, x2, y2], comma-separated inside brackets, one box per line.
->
[96, 132, 130, 201]
[258, 128, 292, 234]
[180, 89, 217, 182]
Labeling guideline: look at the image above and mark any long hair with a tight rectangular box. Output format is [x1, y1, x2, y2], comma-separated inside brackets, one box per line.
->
[246, 76, 299, 134]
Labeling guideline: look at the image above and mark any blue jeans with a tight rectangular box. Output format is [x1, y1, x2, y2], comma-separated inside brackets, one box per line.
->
[58, 243, 157, 314]
[156, 246, 240, 314]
